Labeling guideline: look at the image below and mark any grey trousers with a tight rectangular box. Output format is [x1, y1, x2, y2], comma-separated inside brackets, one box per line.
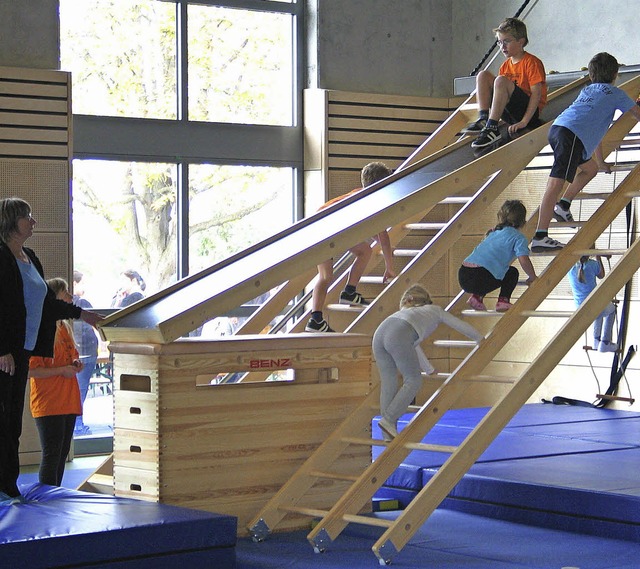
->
[373, 317, 422, 425]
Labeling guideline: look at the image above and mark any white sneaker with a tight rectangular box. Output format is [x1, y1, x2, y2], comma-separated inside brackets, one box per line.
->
[530, 235, 565, 252]
[599, 341, 618, 353]
[553, 203, 577, 227]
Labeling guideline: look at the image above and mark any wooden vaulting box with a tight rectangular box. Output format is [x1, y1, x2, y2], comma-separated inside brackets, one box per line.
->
[109, 334, 372, 532]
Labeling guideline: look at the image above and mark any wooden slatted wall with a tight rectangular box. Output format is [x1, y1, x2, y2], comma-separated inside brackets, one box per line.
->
[0, 66, 73, 465]
[304, 89, 464, 213]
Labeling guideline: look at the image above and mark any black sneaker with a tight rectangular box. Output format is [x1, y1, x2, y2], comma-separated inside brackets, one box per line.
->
[471, 126, 501, 148]
[530, 235, 565, 252]
[305, 318, 334, 333]
[339, 290, 370, 306]
[461, 118, 487, 134]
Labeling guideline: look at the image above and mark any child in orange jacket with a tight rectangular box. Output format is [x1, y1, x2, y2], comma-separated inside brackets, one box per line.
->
[29, 278, 84, 487]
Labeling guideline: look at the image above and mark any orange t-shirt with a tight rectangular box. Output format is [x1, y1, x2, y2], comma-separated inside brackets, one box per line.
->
[29, 322, 82, 418]
[499, 51, 547, 111]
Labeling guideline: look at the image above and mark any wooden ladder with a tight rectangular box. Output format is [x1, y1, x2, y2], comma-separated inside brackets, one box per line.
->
[247, 160, 640, 563]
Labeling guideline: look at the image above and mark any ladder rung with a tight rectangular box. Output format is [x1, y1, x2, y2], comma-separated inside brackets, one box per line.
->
[359, 275, 386, 284]
[597, 394, 636, 403]
[440, 196, 472, 204]
[464, 375, 517, 384]
[279, 505, 329, 518]
[404, 222, 447, 231]
[573, 248, 626, 256]
[519, 310, 574, 317]
[553, 220, 586, 227]
[341, 436, 390, 447]
[394, 249, 420, 257]
[307, 470, 359, 482]
[404, 442, 458, 453]
[573, 190, 640, 200]
[460, 309, 504, 316]
[432, 339, 478, 347]
[327, 303, 364, 312]
[342, 513, 394, 528]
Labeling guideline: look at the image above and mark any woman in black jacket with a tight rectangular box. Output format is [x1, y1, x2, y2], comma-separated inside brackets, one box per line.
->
[0, 197, 102, 501]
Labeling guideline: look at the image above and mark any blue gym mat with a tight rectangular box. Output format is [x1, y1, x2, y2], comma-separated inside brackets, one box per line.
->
[372, 403, 640, 541]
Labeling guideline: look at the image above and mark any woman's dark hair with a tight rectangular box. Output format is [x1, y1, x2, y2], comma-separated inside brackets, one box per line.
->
[123, 269, 146, 291]
[0, 197, 31, 243]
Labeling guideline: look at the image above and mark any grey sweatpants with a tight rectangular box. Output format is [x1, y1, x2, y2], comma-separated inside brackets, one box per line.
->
[372, 317, 422, 426]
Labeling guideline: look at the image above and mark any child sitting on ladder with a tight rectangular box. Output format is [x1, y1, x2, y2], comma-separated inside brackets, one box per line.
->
[568, 251, 617, 352]
[458, 199, 537, 312]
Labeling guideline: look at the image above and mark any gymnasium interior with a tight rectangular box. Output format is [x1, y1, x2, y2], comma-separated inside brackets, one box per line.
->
[2, 1, 640, 567]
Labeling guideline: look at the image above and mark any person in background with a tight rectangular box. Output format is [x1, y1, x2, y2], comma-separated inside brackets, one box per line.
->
[111, 269, 146, 308]
[373, 284, 483, 440]
[305, 162, 396, 333]
[29, 278, 84, 486]
[72, 270, 99, 436]
[568, 252, 617, 353]
[0, 197, 102, 502]
[463, 17, 547, 149]
[458, 200, 537, 312]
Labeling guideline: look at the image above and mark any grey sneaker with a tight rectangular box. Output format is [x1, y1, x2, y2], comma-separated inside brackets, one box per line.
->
[530, 235, 565, 252]
[462, 118, 487, 134]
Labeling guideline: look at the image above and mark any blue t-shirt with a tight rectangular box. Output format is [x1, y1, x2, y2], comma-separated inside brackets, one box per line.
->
[17, 259, 48, 350]
[464, 226, 530, 280]
[553, 83, 635, 160]
[568, 258, 600, 306]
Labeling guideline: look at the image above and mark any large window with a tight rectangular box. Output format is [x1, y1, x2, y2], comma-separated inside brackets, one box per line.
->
[60, 0, 302, 296]
[60, 0, 303, 446]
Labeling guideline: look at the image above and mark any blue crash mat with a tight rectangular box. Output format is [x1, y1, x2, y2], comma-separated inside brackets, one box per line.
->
[0, 484, 237, 569]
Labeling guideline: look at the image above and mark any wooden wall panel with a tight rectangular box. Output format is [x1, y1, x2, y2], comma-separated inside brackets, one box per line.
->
[0, 66, 72, 466]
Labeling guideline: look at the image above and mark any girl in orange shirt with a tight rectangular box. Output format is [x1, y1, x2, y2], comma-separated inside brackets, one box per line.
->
[29, 278, 84, 486]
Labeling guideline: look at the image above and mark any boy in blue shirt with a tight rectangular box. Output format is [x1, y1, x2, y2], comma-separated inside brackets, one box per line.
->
[531, 52, 640, 252]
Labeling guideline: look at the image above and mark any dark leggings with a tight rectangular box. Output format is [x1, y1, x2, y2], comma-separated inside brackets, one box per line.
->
[458, 265, 519, 299]
[0, 349, 31, 497]
[34, 414, 77, 486]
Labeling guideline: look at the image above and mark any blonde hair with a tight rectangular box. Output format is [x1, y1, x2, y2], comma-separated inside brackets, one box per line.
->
[493, 17, 528, 47]
[47, 277, 74, 337]
[399, 284, 432, 309]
